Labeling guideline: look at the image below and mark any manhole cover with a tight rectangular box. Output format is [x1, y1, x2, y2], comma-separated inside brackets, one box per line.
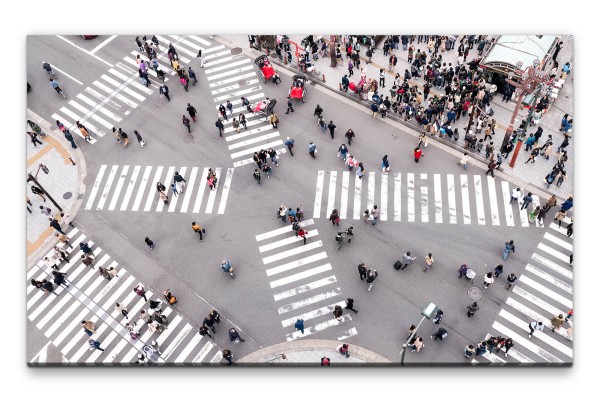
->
[468, 287, 482, 300]
[238, 80, 246, 86]
[231, 47, 242, 55]
[63, 192, 72, 200]
[183, 135, 194, 143]
[83, 175, 95, 185]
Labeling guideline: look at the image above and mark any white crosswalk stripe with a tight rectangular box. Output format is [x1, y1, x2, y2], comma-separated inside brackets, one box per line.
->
[312, 171, 552, 227]
[27, 224, 222, 364]
[255, 221, 357, 341]
[84, 165, 233, 215]
[486, 222, 573, 364]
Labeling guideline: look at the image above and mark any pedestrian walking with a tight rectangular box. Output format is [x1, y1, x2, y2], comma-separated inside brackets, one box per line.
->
[537, 205, 550, 224]
[228, 327, 245, 343]
[133, 283, 148, 302]
[506, 273, 518, 290]
[382, 155, 390, 173]
[483, 272, 495, 289]
[27, 130, 44, 147]
[467, 302, 479, 317]
[358, 263, 367, 281]
[191, 222, 204, 241]
[238, 113, 247, 130]
[173, 171, 186, 193]
[308, 142, 317, 158]
[81, 320, 96, 336]
[203, 315, 217, 333]
[133, 130, 145, 147]
[181, 115, 191, 133]
[496, 338, 514, 357]
[159, 84, 170, 101]
[81, 254, 94, 269]
[398, 251, 416, 271]
[284, 136, 294, 156]
[424, 253, 434, 272]
[222, 349, 233, 365]
[49, 217, 65, 235]
[327, 120, 336, 139]
[502, 240, 515, 260]
[366, 268, 378, 291]
[550, 314, 565, 332]
[88, 339, 105, 352]
[566, 219, 573, 237]
[410, 337, 425, 353]
[53, 245, 69, 262]
[198, 325, 214, 339]
[431, 327, 448, 341]
[294, 318, 305, 334]
[31, 185, 46, 202]
[253, 169, 261, 185]
[144, 237, 155, 250]
[163, 289, 177, 305]
[40, 205, 52, 216]
[52, 271, 69, 288]
[337, 343, 350, 358]
[321, 356, 331, 366]
[554, 208, 567, 227]
[475, 341, 488, 356]
[218, 104, 228, 121]
[43, 255, 59, 270]
[118, 128, 131, 147]
[285, 96, 294, 114]
[414, 147, 423, 163]
[521, 192, 533, 210]
[458, 264, 469, 279]
[333, 305, 343, 321]
[493, 264, 504, 278]
[345, 129, 355, 146]
[268, 112, 279, 129]
[187, 103, 198, 122]
[509, 187, 522, 204]
[345, 297, 358, 313]
[464, 344, 475, 358]
[528, 321, 544, 338]
[115, 302, 129, 320]
[370, 205, 380, 226]
[98, 266, 112, 280]
[297, 227, 307, 245]
[170, 183, 179, 197]
[63, 129, 78, 149]
[485, 159, 496, 177]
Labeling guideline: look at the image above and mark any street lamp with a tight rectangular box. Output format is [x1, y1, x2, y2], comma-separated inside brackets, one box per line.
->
[399, 302, 438, 366]
[27, 163, 63, 212]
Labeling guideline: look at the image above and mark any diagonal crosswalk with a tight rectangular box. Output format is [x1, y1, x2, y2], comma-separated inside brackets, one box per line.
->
[84, 165, 234, 214]
[255, 219, 357, 342]
[201, 43, 287, 167]
[27, 227, 222, 365]
[50, 35, 216, 144]
[313, 170, 553, 228]
[476, 220, 573, 365]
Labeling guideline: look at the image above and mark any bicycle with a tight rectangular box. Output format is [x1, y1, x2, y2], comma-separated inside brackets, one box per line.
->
[50, 79, 66, 99]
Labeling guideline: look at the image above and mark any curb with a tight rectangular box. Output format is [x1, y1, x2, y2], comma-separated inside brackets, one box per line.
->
[26, 109, 88, 269]
[236, 339, 392, 365]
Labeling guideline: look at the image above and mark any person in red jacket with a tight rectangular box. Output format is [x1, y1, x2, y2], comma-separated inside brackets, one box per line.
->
[297, 227, 307, 245]
[414, 147, 423, 163]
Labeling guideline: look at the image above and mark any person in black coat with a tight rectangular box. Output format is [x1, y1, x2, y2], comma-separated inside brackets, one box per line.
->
[49, 218, 65, 235]
[52, 271, 69, 288]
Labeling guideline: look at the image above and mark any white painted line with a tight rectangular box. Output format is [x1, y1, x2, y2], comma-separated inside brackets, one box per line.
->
[211, 79, 261, 95]
[192, 168, 210, 214]
[232, 148, 286, 168]
[353, 174, 362, 220]
[498, 309, 572, 357]
[460, 174, 471, 224]
[92, 81, 139, 107]
[209, 72, 256, 88]
[543, 232, 573, 252]
[214, 84, 263, 103]
[204, 49, 238, 62]
[326, 172, 337, 219]
[519, 275, 572, 308]
[266, 251, 327, 277]
[144, 166, 164, 212]
[101, 276, 135, 311]
[262, 241, 323, 265]
[205, 64, 254, 81]
[285, 314, 351, 341]
[162, 323, 193, 360]
[525, 264, 572, 294]
[259, 229, 319, 253]
[501, 181, 515, 226]
[446, 174, 457, 224]
[505, 297, 570, 341]
[192, 342, 215, 364]
[97, 165, 119, 210]
[394, 173, 401, 221]
[537, 243, 571, 264]
[157, 166, 175, 212]
[86, 330, 119, 363]
[34, 292, 74, 329]
[90, 35, 118, 54]
[420, 186, 429, 223]
[270, 264, 332, 289]
[407, 173, 415, 222]
[132, 166, 152, 212]
[487, 176, 500, 225]
[188, 35, 212, 47]
[219, 92, 264, 110]
[108, 68, 154, 95]
[278, 288, 342, 314]
[67, 100, 114, 129]
[51, 112, 96, 144]
[204, 167, 221, 214]
[256, 219, 315, 242]
[337, 327, 359, 341]
[76, 93, 122, 123]
[531, 253, 572, 280]
[154, 314, 183, 346]
[205, 58, 252, 74]
[204, 54, 239, 68]
[512, 285, 564, 320]
[153, 35, 191, 62]
[227, 132, 280, 150]
[380, 173, 388, 221]
[340, 171, 350, 220]
[281, 301, 345, 327]
[174, 333, 203, 363]
[179, 167, 198, 214]
[51, 308, 88, 344]
[273, 276, 338, 301]
[50, 64, 83, 85]
[492, 321, 563, 363]
[120, 166, 141, 211]
[225, 123, 271, 140]
[108, 165, 129, 211]
[473, 175, 485, 225]
[104, 339, 129, 364]
[549, 222, 570, 237]
[433, 174, 442, 223]
[55, 35, 113, 66]
[30, 341, 52, 364]
[166, 34, 203, 53]
[101, 74, 146, 102]
[531, 195, 544, 227]
[85, 165, 107, 210]
[168, 167, 187, 213]
[518, 197, 529, 227]
[367, 172, 375, 212]
[229, 140, 283, 159]
[313, 171, 325, 219]
[480, 350, 506, 365]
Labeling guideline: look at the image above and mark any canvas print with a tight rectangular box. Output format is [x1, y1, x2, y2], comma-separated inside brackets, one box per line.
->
[26, 34, 573, 366]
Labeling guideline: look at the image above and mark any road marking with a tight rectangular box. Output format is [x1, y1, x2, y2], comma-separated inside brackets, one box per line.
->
[188, 35, 212, 47]
[537, 243, 571, 264]
[229, 140, 283, 159]
[337, 327, 358, 341]
[460, 174, 471, 224]
[156, 166, 175, 212]
[280, 301, 345, 327]
[192, 342, 215, 364]
[211, 79, 261, 95]
[67, 100, 114, 129]
[506, 297, 571, 342]
[273, 276, 337, 301]
[144, 166, 164, 212]
[367, 172, 375, 212]
[278, 289, 342, 314]
[90, 35, 118, 54]
[340, 171, 350, 220]
[55, 35, 113, 67]
[97, 165, 119, 210]
[394, 173, 401, 221]
[227, 132, 280, 150]
[259, 229, 319, 253]
[433, 174, 442, 223]
[204, 58, 252, 74]
[313, 171, 325, 219]
[85, 164, 107, 210]
[30, 341, 53, 364]
[380, 173, 388, 221]
[421, 186, 429, 223]
[233, 148, 286, 168]
[162, 323, 193, 360]
[108, 68, 154, 95]
[531, 253, 572, 280]
[76, 93, 122, 123]
[178, 167, 198, 214]
[192, 167, 210, 214]
[262, 241, 323, 265]
[501, 181, 514, 226]
[265, 251, 327, 276]
[225, 123, 271, 140]
[487, 176, 500, 225]
[169, 167, 187, 213]
[491, 321, 563, 363]
[519, 275, 572, 308]
[50, 64, 83, 85]
[353, 174, 362, 220]
[518, 196, 529, 227]
[92, 81, 140, 107]
[446, 174, 457, 224]
[543, 232, 573, 252]
[213, 84, 263, 103]
[108, 165, 129, 211]
[407, 173, 415, 222]
[326, 172, 337, 219]
[270, 264, 332, 289]
[217, 168, 234, 215]
[256, 219, 315, 242]
[549, 222, 570, 237]
[512, 285, 564, 318]
[473, 175, 485, 225]
[285, 314, 351, 341]
[525, 264, 572, 294]
[132, 166, 152, 212]
[205, 64, 254, 81]
[101, 74, 146, 101]
[209, 72, 256, 88]
[174, 333, 203, 364]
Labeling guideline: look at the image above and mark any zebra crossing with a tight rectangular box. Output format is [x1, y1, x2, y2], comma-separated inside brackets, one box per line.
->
[50, 35, 218, 144]
[202, 44, 288, 167]
[313, 170, 548, 228]
[84, 165, 234, 214]
[27, 227, 223, 365]
[255, 220, 358, 342]
[475, 220, 573, 365]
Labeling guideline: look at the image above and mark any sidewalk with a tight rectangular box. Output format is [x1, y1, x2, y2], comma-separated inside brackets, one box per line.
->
[236, 339, 392, 365]
[220, 35, 573, 202]
[26, 109, 87, 268]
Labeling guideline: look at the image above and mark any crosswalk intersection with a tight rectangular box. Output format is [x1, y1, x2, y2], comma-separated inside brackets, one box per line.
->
[313, 170, 549, 228]
[50, 35, 218, 144]
[27, 227, 223, 365]
[202, 43, 288, 167]
[475, 220, 573, 365]
[84, 165, 234, 214]
[255, 219, 358, 342]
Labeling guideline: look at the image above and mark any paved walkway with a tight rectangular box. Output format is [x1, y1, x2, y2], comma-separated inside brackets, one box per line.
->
[236, 339, 391, 365]
[26, 108, 87, 268]
[220, 35, 573, 202]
